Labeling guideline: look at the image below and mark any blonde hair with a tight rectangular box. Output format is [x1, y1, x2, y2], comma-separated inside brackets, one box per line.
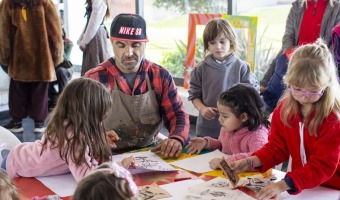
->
[300, 0, 339, 8]
[280, 39, 340, 136]
[0, 171, 19, 200]
[203, 18, 237, 57]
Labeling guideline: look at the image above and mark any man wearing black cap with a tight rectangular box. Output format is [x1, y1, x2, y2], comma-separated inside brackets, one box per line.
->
[85, 13, 189, 158]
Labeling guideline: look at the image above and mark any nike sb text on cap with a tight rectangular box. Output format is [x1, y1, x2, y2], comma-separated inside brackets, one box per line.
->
[110, 13, 148, 42]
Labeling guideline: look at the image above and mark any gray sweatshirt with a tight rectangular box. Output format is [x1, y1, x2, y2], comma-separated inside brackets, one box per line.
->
[188, 54, 259, 138]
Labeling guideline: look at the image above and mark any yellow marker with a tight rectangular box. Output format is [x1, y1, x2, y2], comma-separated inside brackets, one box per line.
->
[21, 7, 27, 22]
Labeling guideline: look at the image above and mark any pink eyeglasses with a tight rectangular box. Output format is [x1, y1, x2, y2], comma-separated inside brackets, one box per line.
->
[288, 87, 324, 100]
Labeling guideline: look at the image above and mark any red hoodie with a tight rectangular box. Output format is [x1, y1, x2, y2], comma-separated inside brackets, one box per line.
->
[253, 102, 340, 194]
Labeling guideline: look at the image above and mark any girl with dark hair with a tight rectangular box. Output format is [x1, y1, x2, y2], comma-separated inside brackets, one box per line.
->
[186, 83, 270, 170]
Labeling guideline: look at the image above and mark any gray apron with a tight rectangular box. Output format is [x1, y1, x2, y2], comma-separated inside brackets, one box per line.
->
[104, 75, 162, 151]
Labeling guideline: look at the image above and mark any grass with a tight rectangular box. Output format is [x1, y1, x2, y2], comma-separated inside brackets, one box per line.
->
[239, 5, 291, 49]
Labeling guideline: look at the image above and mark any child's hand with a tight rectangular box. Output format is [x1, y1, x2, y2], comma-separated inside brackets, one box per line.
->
[260, 85, 265, 94]
[209, 158, 222, 169]
[229, 159, 249, 174]
[200, 107, 218, 120]
[121, 156, 135, 169]
[185, 137, 208, 154]
[257, 180, 288, 200]
[105, 130, 120, 149]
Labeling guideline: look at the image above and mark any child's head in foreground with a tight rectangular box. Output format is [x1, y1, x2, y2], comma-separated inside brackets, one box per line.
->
[0, 170, 19, 200]
[73, 162, 139, 200]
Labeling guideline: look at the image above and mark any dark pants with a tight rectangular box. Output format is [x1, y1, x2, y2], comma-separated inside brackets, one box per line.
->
[1, 156, 7, 170]
[262, 53, 289, 111]
[9, 79, 49, 122]
[48, 67, 72, 105]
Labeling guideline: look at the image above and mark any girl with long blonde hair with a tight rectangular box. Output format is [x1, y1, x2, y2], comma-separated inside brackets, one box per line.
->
[230, 39, 340, 199]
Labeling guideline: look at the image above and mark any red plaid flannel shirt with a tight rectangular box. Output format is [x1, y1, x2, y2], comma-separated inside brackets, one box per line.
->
[84, 58, 190, 145]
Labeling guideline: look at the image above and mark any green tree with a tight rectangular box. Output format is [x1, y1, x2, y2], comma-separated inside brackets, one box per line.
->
[160, 39, 204, 78]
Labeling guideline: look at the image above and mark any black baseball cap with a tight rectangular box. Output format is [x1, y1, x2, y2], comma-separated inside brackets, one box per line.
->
[110, 13, 148, 42]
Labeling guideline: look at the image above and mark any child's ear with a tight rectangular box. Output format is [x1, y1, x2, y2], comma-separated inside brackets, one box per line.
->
[240, 112, 249, 123]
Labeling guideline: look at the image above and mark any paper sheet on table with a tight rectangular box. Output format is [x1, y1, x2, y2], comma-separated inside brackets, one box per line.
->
[159, 179, 205, 200]
[184, 177, 255, 200]
[279, 187, 340, 200]
[271, 169, 340, 200]
[112, 150, 177, 174]
[36, 173, 77, 197]
[188, 185, 256, 200]
[169, 149, 228, 173]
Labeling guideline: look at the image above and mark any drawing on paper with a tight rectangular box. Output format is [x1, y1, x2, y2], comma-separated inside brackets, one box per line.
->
[243, 175, 277, 192]
[112, 151, 176, 172]
[188, 177, 231, 189]
[135, 156, 172, 171]
[185, 177, 255, 200]
[135, 156, 160, 168]
[138, 185, 171, 200]
[200, 189, 228, 197]
[211, 180, 229, 188]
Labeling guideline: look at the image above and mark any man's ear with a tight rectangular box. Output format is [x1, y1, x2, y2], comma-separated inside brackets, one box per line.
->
[240, 112, 249, 123]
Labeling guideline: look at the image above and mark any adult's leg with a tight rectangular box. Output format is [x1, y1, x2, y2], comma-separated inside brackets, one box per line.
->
[9, 79, 28, 122]
[48, 80, 58, 99]
[27, 82, 49, 122]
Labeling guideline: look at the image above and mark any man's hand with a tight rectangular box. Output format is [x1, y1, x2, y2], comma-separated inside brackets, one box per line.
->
[185, 137, 208, 155]
[151, 138, 182, 158]
[105, 130, 120, 149]
[200, 107, 218, 120]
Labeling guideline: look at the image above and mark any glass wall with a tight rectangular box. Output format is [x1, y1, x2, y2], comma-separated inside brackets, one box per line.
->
[61, 0, 291, 80]
[142, 0, 291, 80]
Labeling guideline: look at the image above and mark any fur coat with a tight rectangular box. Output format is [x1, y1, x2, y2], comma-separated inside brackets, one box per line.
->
[0, 0, 63, 82]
